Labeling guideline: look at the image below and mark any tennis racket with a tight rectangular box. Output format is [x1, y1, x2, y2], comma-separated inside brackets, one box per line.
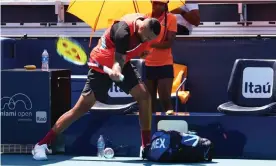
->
[56, 36, 124, 81]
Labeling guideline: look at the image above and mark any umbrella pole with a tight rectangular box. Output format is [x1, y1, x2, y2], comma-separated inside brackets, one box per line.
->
[67, 0, 76, 11]
[89, 0, 106, 48]
[133, 0, 139, 13]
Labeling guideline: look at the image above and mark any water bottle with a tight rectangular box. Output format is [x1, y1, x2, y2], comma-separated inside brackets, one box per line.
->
[97, 135, 105, 158]
[41, 49, 49, 71]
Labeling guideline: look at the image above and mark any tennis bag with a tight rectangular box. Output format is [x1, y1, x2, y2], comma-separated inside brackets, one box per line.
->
[142, 130, 214, 163]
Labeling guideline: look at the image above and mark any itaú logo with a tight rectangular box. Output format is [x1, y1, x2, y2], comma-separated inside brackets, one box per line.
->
[36, 111, 47, 123]
[243, 82, 272, 94]
[242, 67, 274, 98]
[108, 83, 131, 98]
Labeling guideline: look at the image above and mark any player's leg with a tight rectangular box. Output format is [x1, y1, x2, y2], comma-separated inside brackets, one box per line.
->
[116, 62, 152, 148]
[32, 69, 112, 160]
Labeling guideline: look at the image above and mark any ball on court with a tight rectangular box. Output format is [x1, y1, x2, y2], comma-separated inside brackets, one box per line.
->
[104, 148, 114, 159]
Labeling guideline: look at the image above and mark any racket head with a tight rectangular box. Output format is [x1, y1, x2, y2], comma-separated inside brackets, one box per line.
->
[56, 36, 88, 65]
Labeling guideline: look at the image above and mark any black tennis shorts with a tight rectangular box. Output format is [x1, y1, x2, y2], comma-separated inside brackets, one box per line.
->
[82, 62, 142, 103]
[145, 64, 174, 80]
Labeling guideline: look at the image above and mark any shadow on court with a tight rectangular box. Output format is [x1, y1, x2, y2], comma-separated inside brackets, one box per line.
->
[68, 158, 218, 166]
[1, 154, 73, 166]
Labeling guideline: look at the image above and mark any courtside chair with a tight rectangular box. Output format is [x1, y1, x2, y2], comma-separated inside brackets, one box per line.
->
[217, 59, 276, 115]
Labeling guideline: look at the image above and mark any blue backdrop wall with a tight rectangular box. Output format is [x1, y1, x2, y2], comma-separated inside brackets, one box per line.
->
[2, 37, 276, 113]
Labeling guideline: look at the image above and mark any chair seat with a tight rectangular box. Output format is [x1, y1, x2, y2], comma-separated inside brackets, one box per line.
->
[157, 91, 190, 104]
[218, 101, 276, 115]
[90, 101, 138, 114]
[171, 91, 190, 104]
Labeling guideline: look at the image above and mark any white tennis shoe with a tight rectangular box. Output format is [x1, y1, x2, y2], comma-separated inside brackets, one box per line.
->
[32, 144, 50, 161]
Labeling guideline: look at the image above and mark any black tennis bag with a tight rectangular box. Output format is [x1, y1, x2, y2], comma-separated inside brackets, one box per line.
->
[142, 130, 214, 163]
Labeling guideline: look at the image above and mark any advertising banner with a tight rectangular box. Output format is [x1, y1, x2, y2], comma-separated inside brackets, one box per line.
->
[1, 70, 51, 144]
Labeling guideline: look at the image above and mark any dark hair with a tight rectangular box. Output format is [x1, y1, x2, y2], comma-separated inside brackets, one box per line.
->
[163, 3, 168, 41]
[148, 18, 161, 36]
[150, 1, 169, 41]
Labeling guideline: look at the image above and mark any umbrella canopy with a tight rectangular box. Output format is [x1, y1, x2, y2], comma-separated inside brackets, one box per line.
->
[67, 0, 185, 31]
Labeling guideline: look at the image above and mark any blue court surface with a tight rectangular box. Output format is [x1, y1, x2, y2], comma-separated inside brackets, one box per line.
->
[1, 155, 276, 166]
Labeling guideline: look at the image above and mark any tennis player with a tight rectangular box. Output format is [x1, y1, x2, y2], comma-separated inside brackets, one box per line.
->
[32, 13, 161, 160]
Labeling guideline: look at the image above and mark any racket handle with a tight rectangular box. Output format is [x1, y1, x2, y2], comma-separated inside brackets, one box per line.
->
[119, 74, 125, 81]
[103, 66, 124, 81]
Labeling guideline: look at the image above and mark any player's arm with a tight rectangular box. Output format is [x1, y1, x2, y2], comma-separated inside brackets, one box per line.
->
[171, 5, 200, 26]
[150, 15, 177, 49]
[114, 52, 126, 71]
[111, 22, 130, 72]
[150, 30, 176, 49]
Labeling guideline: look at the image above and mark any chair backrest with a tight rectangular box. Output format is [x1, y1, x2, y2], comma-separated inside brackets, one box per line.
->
[227, 59, 276, 107]
[172, 63, 187, 93]
[158, 120, 188, 133]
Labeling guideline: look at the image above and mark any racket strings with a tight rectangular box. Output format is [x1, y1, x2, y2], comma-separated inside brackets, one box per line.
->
[56, 37, 88, 65]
